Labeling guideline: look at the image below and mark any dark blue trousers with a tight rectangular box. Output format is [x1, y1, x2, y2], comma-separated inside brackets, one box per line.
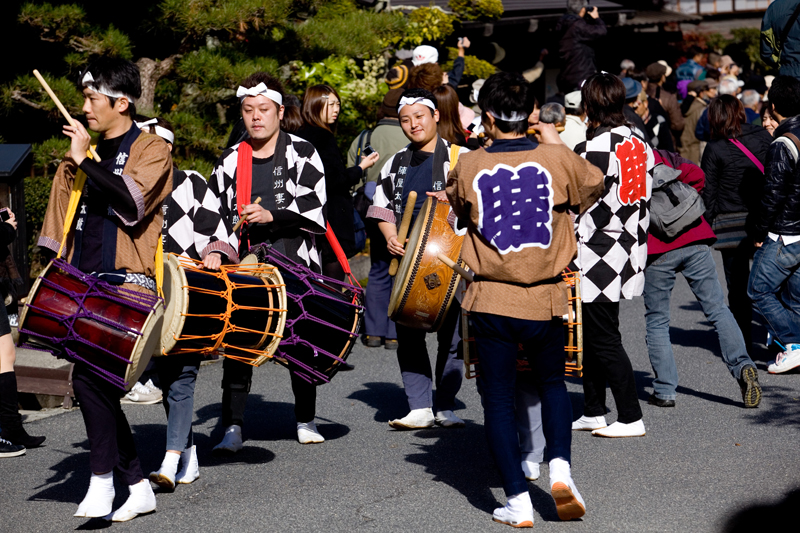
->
[472, 312, 572, 497]
[364, 222, 397, 340]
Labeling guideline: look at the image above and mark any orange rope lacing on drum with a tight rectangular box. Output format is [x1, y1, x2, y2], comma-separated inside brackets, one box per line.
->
[167, 257, 286, 361]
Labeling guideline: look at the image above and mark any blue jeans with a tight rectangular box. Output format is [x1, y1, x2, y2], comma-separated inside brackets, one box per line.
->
[748, 237, 800, 345]
[472, 313, 571, 497]
[156, 354, 201, 451]
[644, 245, 753, 400]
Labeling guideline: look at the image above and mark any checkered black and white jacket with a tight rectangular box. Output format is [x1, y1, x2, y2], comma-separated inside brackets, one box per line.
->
[210, 133, 327, 271]
[162, 169, 239, 263]
[574, 125, 654, 303]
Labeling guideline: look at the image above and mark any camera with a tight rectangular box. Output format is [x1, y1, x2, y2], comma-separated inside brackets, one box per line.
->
[362, 145, 375, 157]
[0, 208, 9, 222]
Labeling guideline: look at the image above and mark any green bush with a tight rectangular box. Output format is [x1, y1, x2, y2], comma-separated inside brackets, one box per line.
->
[448, 0, 503, 21]
[397, 7, 456, 48]
[442, 47, 496, 80]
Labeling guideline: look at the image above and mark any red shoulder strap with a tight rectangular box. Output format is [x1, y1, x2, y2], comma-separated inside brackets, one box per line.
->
[236, 141, 253, 219]
[325, 222, 362, 287]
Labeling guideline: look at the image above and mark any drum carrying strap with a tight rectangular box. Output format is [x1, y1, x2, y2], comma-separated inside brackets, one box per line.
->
[325, 222, 361, 287]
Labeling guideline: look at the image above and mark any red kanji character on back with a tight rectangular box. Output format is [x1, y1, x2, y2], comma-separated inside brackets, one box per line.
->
[615, 136, 647, 206]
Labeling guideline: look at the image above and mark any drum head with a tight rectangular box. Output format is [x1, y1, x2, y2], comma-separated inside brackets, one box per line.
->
[126, 298, 165, 390]
[159, 254, 189, 355]
[237, 260, 287, 359]
[388, 197, 433, 319]
[18, 260, 55, 335]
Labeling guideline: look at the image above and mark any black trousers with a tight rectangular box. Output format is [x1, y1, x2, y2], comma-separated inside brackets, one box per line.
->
[221, 357, 317, 427]
[581, 301, 643, 424]
[73, 364, 143, 485]
[720, 240, 755, 348]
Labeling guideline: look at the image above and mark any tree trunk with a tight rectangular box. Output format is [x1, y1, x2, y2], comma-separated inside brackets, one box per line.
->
[135, 55, 180, 114]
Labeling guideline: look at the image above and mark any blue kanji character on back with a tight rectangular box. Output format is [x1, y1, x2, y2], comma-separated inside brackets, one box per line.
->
[473, 162, 554, 254]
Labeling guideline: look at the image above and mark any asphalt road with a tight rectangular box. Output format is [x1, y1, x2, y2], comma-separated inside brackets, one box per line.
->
[1, 250, 799, 532]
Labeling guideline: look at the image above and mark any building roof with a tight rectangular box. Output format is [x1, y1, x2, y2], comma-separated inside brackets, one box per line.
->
[390, 0, 631, 16]
[621, 9, 702, 26]
[0, 144, 31, 177]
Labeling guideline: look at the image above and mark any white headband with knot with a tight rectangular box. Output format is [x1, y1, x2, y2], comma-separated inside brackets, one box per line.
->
[237, 82, 283, 105]
[136, 118, 175, 144]
[82, 72, 136, 103]
[398, 96, 436, 112]
[487, 110, 529, 122]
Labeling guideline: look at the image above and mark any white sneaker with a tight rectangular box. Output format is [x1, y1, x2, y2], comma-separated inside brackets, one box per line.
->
[522, 461, 540, 481]
[176, 445, 199, 484]
[492, 492, 534, 528]
[388, 408, 435, 429]
[213, 425, 243, 454]
[144, 379, 162, 395]
[297, 422, 325, 444]
[121, 382, 162, 405]
[105, 480, 156, 522]
[549, 458, 586, 521]
[591, 419, 646, 438]
[434, 410, 465, 428]
[149, 452, 179, 490]
[571, 415, 606, 431]
[74, 472, 114, 518]
[768, 344, 800, 374]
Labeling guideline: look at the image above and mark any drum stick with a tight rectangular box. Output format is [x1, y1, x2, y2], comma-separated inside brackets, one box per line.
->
[388, 191, 417, 276]
[32, 69, 101, 162]
[232, 196, 262, 232]
[437, 253, 474, 282]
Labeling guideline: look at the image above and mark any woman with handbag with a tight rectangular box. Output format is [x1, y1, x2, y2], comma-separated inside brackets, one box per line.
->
[701, 94, 772, 348]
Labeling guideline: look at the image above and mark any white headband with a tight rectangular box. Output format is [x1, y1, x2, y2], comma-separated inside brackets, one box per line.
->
[488, 110, 529, 122]
[237, 82, 283, 106]
[81, 72, 136, 103]
[398, 96, 436, 112]
[136, 118, 175, 144]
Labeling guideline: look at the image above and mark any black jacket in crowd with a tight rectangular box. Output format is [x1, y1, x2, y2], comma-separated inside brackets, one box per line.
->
[295, 125, 362, 262]
[755, 115, 800, 240]
[555, 13, 607, 93]
[700, 122, 772, 237]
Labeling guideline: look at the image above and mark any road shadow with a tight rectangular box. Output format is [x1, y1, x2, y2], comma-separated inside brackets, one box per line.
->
[194, 394, 349, 446]
[719, 486, 800, 532]
[347, 382, 410, 422]
[403, 423, 502, 515]
[744, 383, 800, 427]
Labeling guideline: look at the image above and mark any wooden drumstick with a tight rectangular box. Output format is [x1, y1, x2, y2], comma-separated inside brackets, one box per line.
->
[437, 253, 474, 282]
[32, 69, 101, 162]
[232, 196, 262, 232]
[388, 191, 417, 277]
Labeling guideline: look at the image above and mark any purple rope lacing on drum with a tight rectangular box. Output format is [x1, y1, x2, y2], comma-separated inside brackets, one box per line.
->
[18, 259, 161, 390]
[251, 246, 364, 384]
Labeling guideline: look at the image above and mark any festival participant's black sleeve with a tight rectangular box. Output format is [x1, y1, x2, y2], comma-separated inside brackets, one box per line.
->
[79, 159, 137, 221]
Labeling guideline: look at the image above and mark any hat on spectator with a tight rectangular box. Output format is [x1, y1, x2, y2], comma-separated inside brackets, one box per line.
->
[565, 90, 582, 109]
[380, 88, 404, 119]
[386, 64, 409, 90]
[645, 61, 672, 82]
[687, 80, 706, 93]
[622, 77, 643, 100]
[705, 79, 719, 89]
[720, 55, 734, 69]
[412, 45, 438, 67]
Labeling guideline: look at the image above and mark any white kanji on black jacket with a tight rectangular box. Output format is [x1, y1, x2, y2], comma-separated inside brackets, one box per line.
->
[209, 132, 327, 272]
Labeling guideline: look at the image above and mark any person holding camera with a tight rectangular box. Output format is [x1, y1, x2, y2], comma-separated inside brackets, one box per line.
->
[555, 0, 607, 94]
[0, 207, 46, 458]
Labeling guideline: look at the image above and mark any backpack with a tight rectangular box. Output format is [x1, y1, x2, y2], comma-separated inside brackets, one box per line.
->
[649, 162, 706, 240]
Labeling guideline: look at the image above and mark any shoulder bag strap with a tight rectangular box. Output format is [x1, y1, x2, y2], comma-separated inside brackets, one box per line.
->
[782, 132, 800, 162]
[729, 138, 764, 174]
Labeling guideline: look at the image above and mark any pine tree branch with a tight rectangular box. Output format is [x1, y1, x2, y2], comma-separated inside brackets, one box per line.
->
[10, 91, 44, 110]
